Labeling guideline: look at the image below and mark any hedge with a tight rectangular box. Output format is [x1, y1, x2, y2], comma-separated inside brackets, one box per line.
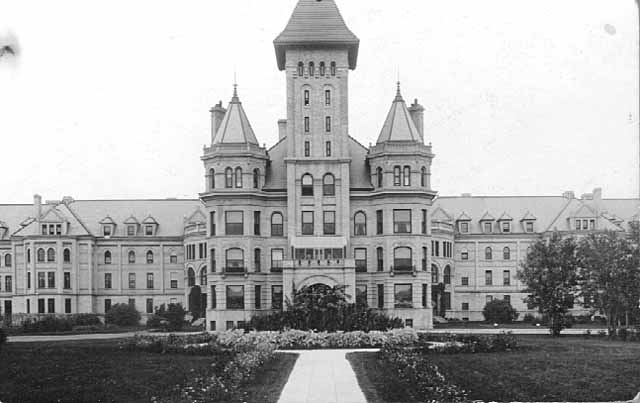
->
[19, 314, 102, 334]
[0, 328, 6, 352]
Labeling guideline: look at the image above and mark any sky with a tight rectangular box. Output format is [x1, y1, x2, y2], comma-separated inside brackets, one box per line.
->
[0, 0, 638, 204]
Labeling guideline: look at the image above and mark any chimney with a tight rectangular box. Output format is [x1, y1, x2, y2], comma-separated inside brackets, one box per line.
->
[278, 119, 287, 140]
[210, 101, 226, 143]
[592, 187, 602, 213]
[33, 194, 42, 219]
[62, 196, 74, 205]
[408, 98, 425, 141]
[562, 191, 575, 199]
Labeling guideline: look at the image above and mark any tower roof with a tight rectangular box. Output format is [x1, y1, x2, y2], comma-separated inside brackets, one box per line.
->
[212, 85, 259, 145]
[274, 0, 359, 70]
[376, 83, 423, 144]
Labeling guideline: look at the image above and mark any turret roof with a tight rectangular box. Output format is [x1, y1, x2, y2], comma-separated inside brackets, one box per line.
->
[211, 86, 259, 145]
[376, 83, 423, 144]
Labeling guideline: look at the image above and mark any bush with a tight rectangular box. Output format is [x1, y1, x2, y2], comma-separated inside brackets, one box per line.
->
[105, 304, 140, 327]
[0, 327, 6, 352]
[147, 303, 187, 331]
[483, 299, 518, 324]
[18, 314, 102, 334]
[418, 332, 518, 354]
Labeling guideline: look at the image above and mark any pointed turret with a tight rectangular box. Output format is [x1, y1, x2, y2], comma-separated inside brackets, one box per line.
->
[376, 83, 423, 144]
[211, 85, 259, 145]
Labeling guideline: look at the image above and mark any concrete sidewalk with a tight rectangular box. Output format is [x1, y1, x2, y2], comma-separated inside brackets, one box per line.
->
[277, 349, 376, 403]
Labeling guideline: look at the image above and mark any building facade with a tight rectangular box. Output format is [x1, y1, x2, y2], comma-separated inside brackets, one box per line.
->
[0, 0, 638, 329]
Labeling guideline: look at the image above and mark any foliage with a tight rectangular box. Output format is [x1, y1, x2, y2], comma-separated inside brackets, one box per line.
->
[0, 327, 6, 352]
[577, 231, 640, 331]
[248, 284, 404, 332]
[147, 303, 187, 331]
[482, 299, 519, 324]
[518, 233, 580, 336]
[19, 314, 102, 334]
[105, 303, 140, 327]
[418, 332, 518, 353]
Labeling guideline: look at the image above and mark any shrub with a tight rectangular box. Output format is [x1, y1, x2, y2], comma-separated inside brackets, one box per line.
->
[418, 332, 518, 353]
[105, 304, 140, 327]
[0, 327, 6, 352]
[482, 299, 518, 324]
[18, 314, 103, 334]
[147, 303, 187, 331]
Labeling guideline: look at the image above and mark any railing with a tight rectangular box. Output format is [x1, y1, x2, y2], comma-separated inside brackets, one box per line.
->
[294, 259, 345, 268]
[391, 265, 416, 275]
[223, 266, 246, 275]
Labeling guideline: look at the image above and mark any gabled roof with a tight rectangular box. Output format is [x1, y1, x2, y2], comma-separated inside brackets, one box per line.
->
[456, 212, 472, 221]
[99, 215, 116, 225]
[211, 86, 259, 145]
[520, 211, 537, 221]
[376, 83, 422, 144]
[124, 215, 139, 225]
[185, 209, 207, 226]
[431, 207, 453, 222]
[40, 206, 67, 223]
[571, 203, 596, 218]
[142, 215, 159, 225]
[479, 212, 495, 221]
[273, 0, 359, 70]
[497, 212, 513, 221]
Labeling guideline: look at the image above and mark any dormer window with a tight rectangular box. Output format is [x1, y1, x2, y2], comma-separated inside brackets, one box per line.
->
[501, 222, 511, 233]
[525, 222, 534, 233]
[142, 216, 158, 236]
[41, 223, 64, 236]
[127, 225, 136, 236]
[483, 222, 492, 233]
[145, 225, 153, 236]
[103, 226, 112, 237]
[459, 222, 469, 233]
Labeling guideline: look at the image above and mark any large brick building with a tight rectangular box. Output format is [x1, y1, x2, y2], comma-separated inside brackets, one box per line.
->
[0, 0, 637, 329]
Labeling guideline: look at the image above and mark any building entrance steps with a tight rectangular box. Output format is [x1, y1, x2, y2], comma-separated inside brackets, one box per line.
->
[277, 348, 378, 403]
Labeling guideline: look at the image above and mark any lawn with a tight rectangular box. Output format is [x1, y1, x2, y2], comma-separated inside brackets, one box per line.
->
[348, 336, 640, 402]
[0, 339, 297, 403]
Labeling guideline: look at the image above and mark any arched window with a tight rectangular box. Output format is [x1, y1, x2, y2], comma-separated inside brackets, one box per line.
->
[37, 248, 45, 262]
[187, 267, 196, 287]
[403, 166, 411, 186]
[444, 265, 451, 284]
[301, 174, 313, 196]
[485, 247, 493, 260]
[209, 168, 215, 189]
[128, 250, 136, 264]
[323, 174, 335, 196]
[297, 62, 304, 76]
[271, 212, 284, 236]
[319, 61, 326, 76]
[354, 212, 367, 236]
[4, 253, 11, 267]
[225, 167, 233, 188]
[421, 167, 427, 187]
[304, 89, 310, 106]
[330, 61, 336, 76]
[63, 248, 71, 263]
[235, 167, 243, 188]
[226, 248, 244, 272]
[309, 61, 315, 76]
[104, 251, 112, 265]
[200, 266, 207, 285]
[146, 250, 154, 264]
[325, 89, 331, 105]
[503, 247, 511, 260]
[47, 248, 55, 262]
[253, 169, 260, 189]
[431, 264, 439, 283]
[393, 247, 412, 271]
[376, 167, 383, 188]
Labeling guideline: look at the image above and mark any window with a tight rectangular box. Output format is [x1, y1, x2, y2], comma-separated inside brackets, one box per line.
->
[253, 169, 260, 189]
[376, 167, 383, 187]
[226, 248, 244, 272]
[421, 209, 427, 234]
[47, 248, 55, 262]
[146, 273, 154, 289]
[170, 252, 178, 264]
[272, 285, 283, 310]
[63, 249, 70, 263]
[63, 272, 70, 289]
[129, 273, 136, 289]
[146, 298, 153, 314]
[462, 302, 469, 311]
[354, 212, 366, 236]
[422, 247, 427, 271]
[485, 247, 492, 260]
[503, 270, 511, 286]
[302, 211, 314, 235]
[589, 219, 595, 230]
[47, 298, 55, 314]
[2, 253, 10, 267]
[304, 141, 310, 157]
[325, 116, 331, 132]
[325, 89, 331, 105]
[49, 225, 54, 235]
[403, 166, 411, 186]
[235, 167, 243, 188]
[353, 286, 367, 308]
[393, 247, 412, 272]
[38, 298, 45, 314]
[226, 285, 245, 309]
[105, 273, 112, 289]
[330, 61, 336, 76]
[146, 250, 154, 264]
[297, 61, 304, 75]
[323, 174, 335, 196]
[393, 210, 411, 233]
[394, 284, 412, 308]
[38, 272, 45, 289]
[102, 299, 111, 313]
[444, 266, 451, 284]
[459, 222, 469, 233]
[421, 167, 427, 187]
[128, 250, 136, 263]
[103, 225, 112, 237]
[225, 211, 244, 235]
[304, 89, 310, 106]
[502, 221, 511, 233]
[377, 284, 384, 309]
[503, 247, 511, 260]
[504, 295, 511, 303]
[271, 212, 284, 237]
[225, 167, 233, 188]
[461, 276, 469, 286]
[255, 285, 262, 309]
[323, 211, 336, 235]
[200, 267, 208, 285]
[27, 272, 31, 289]
[486, 295, 493, 304]
[42, 224, 46, 235]
[47, 272, 55, 288]
[271, 249, 284, 272]
[325, 141, 332, 157]
[376, 247, 384, 272]
[393, 166, 401, 186]
[254, 248, 261, 272]
[127, 225, 136, 236]
[319, 62, 326, 76]
[355, 248, 367, 272]
[485, 270, 493, 286]
[309, 61, 315, 76]
[422, 284, 428, 308]
[483, 222, 493, 233]
[209, 211, 216, 236]
[304, 117, 310, 133]
[170, 273, 178, 289]
[254, 211, 261, 235]
[5, 276, 12, 292]
[209, 168, 215, 189]
[210, 249, 216, 272]
[27, 248, 30, 263]
[461, 250, 468, 260]
[525, 221, 534, 233]
[301, 174, 313, 196]
[64, 298, 71, 314]
[187, 268, 195, 287]
[376, 210, 383, 234]
[211, 285, 217, 309]
[431, 264, 439, 283]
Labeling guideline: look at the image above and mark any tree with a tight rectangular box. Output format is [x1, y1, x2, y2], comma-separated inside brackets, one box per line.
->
[147, 303, 187, 331]
[483, 299, 518, 324]
[577, 231, 640, 331]
[518, 233, 579, 336]
[105, 303, 140, 327]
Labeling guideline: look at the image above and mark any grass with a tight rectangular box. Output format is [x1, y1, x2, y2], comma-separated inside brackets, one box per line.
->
[0, 339, 297, 403]
[347, 336, 640, 402]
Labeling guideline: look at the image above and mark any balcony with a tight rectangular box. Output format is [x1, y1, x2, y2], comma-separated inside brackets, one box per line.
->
[391, 265, 417, 276]
[223, 266, 246, 275]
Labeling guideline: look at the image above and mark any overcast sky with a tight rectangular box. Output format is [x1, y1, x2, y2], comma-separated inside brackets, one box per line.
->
[0, 0, 638, 204]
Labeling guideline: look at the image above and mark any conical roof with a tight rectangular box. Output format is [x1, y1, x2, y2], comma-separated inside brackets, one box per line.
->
[212, 86, 259, 145]
[376, 83, 422, 144]
[274, 0, 359, 70]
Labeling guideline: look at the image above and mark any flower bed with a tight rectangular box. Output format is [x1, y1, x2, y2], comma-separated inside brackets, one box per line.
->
[418, 331, 518, 353]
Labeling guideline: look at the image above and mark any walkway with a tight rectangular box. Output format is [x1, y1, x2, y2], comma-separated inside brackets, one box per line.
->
[277, 349, 376, 403]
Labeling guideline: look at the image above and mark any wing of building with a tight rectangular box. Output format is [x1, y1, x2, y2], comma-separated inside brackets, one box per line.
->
[0, 0, 638, 329]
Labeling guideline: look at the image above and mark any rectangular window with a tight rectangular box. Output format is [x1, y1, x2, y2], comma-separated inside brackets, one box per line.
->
[5, 276, 12, 292]
[483, 222, 492, 233]
[356, 285, 367, 306]
[63, 272, 71, 289]
[103, 226, 112, 236]
[304, 141, 310, 157]
[129, 273, 136, 289]
[198, 243, 204, 259]
[393, 210, 411, 234]
[270, 249, 284, 273]
[302, 211, 314, 235]
[210, 212, 216, 236]
[272, 285, 283, 310]
[170, 273, 177, 289]
[128, 298, 135, 308]
[146, 298, 153, 314]
[525, 221, 534, 233]
[170, 254, 178, 264]
[47, 298, 55, 313]
[485, 270, 493, 286]
[435, 241, 440, 257]
[421, 210, 427, 234]
[502, 222, 511, 233]
[226, 285, 244, 310]
[462, 302, 469, 311]
[377, 284, 384, 309]
[254, 211, 261, 236]
[394, 284, 412, 308]
[49, 225, 55, 235]
[211, 285, 217, 309]
[210, 249, 216, 272]
[27, 272, 31, 289]
[589, 219, 595, 230]
[47, 272, 55, 289]
[504, 295, 511, 303]
[65, 298, 71, 314]
[325, 116, 331, 132]
[225, 211, 244, 235]
[377, 248, 384, 272]
[323, 211, 336, 235]
[254, 248, 261, 272]
[422, 284, 428, 308]
[460, 222, 469, 233]
[355, 248, 367, 273]
[127, 225, 135, 236]
[325, 90, 331, 106]
[503, 270, 511, 286]
[255, 285, 262, 309]
[461, 251, 468, 260]
[147, 273, 154, 289]
[38, 272, 45, 289]
[56, 224, 61, 235]
[145, 225, 153, 236]
[575, 219, 581, 231]
[422, 247, 427, 271]
[38, 298, 45, 314]
[304, 116, 310, 133]
[393, 166, 401, 186]
[325, 141, 332, 157]
[304, 89, 310, 106]
[42, 224, 47, 235]
[461, 276, 469, 286]
[376, 210, 383, 234]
